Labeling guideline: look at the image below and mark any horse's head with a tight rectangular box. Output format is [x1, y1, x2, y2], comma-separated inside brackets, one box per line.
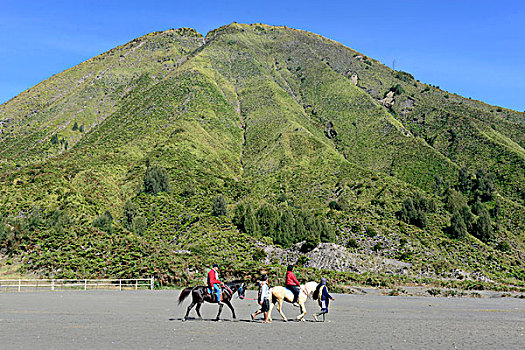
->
[237, 282, 246, 299]
[225, 280, 246, 300]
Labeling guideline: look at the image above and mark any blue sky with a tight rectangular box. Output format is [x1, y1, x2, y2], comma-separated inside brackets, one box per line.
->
[1, 0, 524, 111]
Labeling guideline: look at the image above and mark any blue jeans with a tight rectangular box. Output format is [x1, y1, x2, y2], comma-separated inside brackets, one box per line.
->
[213, 284, 221, 302]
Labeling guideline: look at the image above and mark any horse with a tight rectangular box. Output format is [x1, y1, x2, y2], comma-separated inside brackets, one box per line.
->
[268, 281, 318, 322]
[178, 280, 246, 321]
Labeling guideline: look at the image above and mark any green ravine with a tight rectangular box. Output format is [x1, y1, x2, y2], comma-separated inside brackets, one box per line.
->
[0, 23, 523, 291]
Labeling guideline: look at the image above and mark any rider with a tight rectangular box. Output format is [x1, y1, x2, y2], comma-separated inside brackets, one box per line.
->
[207, 264, 224, 305]
[285, 265, 300, 307]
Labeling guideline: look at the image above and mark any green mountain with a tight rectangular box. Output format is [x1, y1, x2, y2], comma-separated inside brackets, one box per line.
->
[1, 23, 523, 290]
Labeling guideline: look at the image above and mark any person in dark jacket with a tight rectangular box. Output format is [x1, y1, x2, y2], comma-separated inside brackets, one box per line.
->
[285, 265, 300, 306]
[313, 277, 335, 322]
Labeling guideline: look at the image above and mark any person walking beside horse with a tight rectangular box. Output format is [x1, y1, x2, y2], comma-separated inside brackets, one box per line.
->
[313, 277, 335, 322]
[251, 274, 271, 323]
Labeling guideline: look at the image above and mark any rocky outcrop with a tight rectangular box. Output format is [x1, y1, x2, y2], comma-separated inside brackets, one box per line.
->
[264, 243, 411, 275]
[350, 73, 358, 86]
[380, 91, 395, 109]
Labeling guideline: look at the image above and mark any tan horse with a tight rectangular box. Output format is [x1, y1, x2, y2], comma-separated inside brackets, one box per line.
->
[268, 281, 318, 322]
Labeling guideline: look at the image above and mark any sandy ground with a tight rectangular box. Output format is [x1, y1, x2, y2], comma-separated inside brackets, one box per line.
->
[0, 290, 523, 349]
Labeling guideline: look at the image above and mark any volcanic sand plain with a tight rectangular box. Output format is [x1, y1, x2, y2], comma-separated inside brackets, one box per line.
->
[0, 290, 523, 349]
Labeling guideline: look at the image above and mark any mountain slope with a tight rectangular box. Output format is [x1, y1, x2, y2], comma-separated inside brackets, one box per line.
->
[0, 23, 523, 290]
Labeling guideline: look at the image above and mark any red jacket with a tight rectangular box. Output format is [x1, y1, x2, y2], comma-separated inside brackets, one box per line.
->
[286, 271, 300, 286]
[208, 268, 222, 286]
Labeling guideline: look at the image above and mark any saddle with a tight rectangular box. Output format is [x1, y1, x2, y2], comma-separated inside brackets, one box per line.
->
[207, 286, 224, 301]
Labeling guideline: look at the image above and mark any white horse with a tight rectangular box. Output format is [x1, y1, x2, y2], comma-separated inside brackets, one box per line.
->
[268, 281, 318, 322]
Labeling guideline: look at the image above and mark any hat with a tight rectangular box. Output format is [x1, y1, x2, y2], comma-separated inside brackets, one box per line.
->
[213, 264, 219, 268]
[287, 265, 294, 272]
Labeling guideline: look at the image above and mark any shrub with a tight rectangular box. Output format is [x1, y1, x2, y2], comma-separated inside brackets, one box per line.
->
[496, 241, 511, 252]
[395, 71, 414, 83]
[365, 226, 377, 237]
[143, 166, 170, 194]
[329, 200, 341, 211]
[132, 216, 147, 235]
[123, 200, 139, 230]
[181, 184, 195, 197]
[301, 233, 320, 253]
[212, 195, 227, 216]
[372, 242, 383, 251]
[389, 84, 405, 95]
[296, 255, 309, 266]
[346, 238, 358, 248]
[93, 211, 113, 233]
[72, 122, 78, 131]
[252, 248, 266, 262]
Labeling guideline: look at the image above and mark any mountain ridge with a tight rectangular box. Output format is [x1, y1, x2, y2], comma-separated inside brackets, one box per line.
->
[0, 23, 523, 291]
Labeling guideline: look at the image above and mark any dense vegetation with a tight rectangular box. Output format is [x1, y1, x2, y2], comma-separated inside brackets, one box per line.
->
[0, 23, 523, 291]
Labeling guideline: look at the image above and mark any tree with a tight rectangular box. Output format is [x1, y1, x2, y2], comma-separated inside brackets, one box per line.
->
[277, 210, 295, 247]
[444, 188, 467, 213]
[399, 198, 416, 223]
[473, 208, 493, 243]
[459, 204, 475, 233]
[256, 204, 279, 238]
[243, 203, 259, 236]
[457, 167, 472, 193]
[233, 203, 246, 231]
[433, 174, 443, 196]
[398, 197, 427, 228]
[474, 169, 495, 201]
[449, 211, 467, 239]
[320, 220, 336, 243]
[212, 195, 227, 216]
[143, 166, 170, 194]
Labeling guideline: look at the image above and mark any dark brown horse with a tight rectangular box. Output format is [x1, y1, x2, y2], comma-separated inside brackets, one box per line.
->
[178, 280, 246, 321]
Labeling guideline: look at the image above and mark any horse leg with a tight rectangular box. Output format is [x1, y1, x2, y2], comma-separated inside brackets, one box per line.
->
[277, 299, 287, 322]
[268, 300, 274, 322]
[195, 303, 203, 319]
[225, 300, 236, 319]
[296, 301, 306, 321]
[215, 303, 224, 321]
[184, 301, 196, 321]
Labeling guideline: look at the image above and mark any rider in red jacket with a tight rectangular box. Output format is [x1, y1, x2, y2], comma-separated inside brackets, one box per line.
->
[207, 264, 224, 305]
[285, 265, 300, 306]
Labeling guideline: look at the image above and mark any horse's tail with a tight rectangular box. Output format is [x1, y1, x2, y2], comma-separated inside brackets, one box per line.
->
[178, 287, 193, 305]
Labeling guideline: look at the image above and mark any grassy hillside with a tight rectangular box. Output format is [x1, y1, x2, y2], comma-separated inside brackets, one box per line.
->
[0, 23, 523, 291]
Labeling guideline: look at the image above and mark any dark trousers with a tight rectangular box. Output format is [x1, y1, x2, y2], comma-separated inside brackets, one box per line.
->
[286, 285, 300, 303]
